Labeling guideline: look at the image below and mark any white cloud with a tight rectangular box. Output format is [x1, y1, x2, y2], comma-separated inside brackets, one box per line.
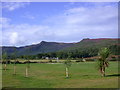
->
[2, 2, 29, 11]
[24, 15, 35, 19]
[21, 12, 36, 20]
[1, 3, 118, 46]
[0, 17, 10, 23]
[43, 3, 118, 42]
[67, 7, 86, 13]
[0, 17, 10, 27]
[2, 19, 51, 46]
[9, 32, 18, 44]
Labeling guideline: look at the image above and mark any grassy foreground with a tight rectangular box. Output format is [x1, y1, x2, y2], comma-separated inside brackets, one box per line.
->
[2, 61, 119, 88]
[0, 64, 2, 89]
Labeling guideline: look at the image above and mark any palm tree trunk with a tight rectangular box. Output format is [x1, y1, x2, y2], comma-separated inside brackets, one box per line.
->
[101, 67, 105, 77]
[101, 62, 105, 77]
[13, 64, 16, 75]
[4, 64, 7, 71]
[25, 66, 28, 77]
[100, 67, 103, 76]
[66, 67, 69, 78]
[103, 67, 105, 77]
[101, 68, 104, 76]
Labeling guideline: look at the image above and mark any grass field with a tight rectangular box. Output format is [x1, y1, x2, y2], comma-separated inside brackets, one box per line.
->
[2, 61, 119, 88]
[0, 64, 2, 89]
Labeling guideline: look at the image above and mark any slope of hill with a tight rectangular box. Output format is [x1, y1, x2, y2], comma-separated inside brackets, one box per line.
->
[59, 38, 119, 57]
[2, 38, 119, 56]
[2, 41, 75, 56]
[62, 38, 118, 51]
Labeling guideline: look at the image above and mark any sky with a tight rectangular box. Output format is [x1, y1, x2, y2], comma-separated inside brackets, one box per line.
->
[1, 2, 118, 47]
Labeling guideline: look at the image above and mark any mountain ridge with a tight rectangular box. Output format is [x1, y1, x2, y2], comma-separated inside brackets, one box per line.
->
[2, 38, 119, 56]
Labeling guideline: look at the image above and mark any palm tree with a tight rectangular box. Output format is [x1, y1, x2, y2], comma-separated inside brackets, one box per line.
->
[25, 62, 28, 77]
[97, 47, 110, 77]
[25, 56, 30, 77]
[64, 52, 72, 78]
[64, 59, 71, 78]
[12, 53, 17, 75]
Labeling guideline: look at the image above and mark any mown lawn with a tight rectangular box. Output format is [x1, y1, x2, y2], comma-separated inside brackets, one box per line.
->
[2, 61, 119, 88]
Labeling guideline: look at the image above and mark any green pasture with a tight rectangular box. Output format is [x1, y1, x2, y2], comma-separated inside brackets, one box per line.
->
[2, 61, 119, 88]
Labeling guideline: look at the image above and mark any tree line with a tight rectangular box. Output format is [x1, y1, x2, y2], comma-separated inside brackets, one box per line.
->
[2, 44, 119, 60]
[2, 47, 99, 60]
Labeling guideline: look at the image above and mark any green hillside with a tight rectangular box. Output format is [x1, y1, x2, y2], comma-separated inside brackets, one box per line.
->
[2, 38, 119, 58]
[2, 41, 75, 56]
[60, 38, 119, 56]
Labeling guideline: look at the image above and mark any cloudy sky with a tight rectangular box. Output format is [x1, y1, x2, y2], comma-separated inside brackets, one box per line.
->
[1, 2, 118, 47]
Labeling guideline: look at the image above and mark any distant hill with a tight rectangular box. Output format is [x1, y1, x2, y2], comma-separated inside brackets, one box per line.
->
[62, 38, 118, 51]
[2, 41, 75, 56]
[2, 38, 119, 56]
[60, 38, 119, 56]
